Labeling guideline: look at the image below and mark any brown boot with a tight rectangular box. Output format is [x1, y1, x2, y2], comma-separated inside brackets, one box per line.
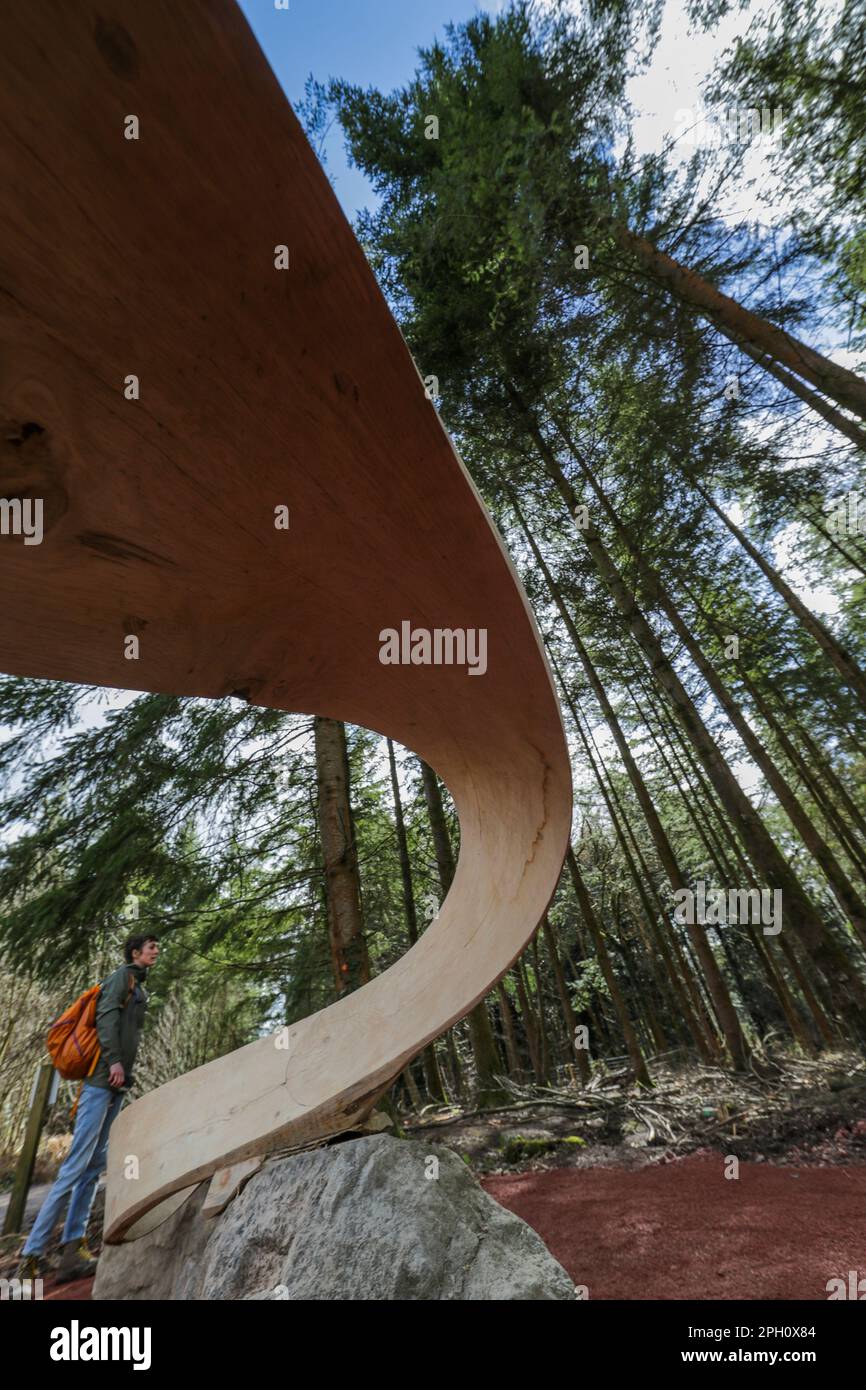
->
[55, 1239, 96, 1283]
[13, 1252, 48, 1294]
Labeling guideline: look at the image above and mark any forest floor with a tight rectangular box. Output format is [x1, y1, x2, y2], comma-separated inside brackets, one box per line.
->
[4, 1050, 864, 1300]
[403, 1049, 866, 1299]
[402, 1049, 866, 1173]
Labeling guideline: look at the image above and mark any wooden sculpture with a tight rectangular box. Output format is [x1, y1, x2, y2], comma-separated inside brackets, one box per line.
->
[0, 0, 572, 1242]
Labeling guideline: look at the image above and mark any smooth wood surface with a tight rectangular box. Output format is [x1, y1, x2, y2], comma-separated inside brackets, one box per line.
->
[0, 0, 572, 1242]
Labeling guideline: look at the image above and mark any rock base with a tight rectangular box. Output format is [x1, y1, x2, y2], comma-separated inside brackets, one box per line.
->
[93, 1134, 574, 1300]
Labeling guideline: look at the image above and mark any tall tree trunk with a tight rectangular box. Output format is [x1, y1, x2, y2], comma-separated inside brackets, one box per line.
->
[314, 716, 369, 995]
[387, 738, 447, 1102]
[735, 338, 866, 451]
[633, 569, 866, 950]
[419, 759, 509, 1105]
[777, 935, 840, 1047]
[566, 846, 653, 1087]
[402, 1063, 422, 1111]
[713, 927, 763, 1037]
[614, 224, 866, 423]
[570, 439, 866, 947]
[685, 588, 866, 887]
[316, 717, 401, 1127]
[444, 1029, 465, 1103]
[612, 899, 670, 1052]
[638, 680, 837, 1050]
[544, 638, 719, 1059]
[514, 956, 546, 1084]
[579, 473, 866, 955]
[531, 933, 552, 1081]
[496, 981, 524, 1079]
[631, 683, 774, 1036]
[558, 412, 866, 942]
[579, 719, 721, 1054]
[505, 476, 749, 1067]
[778, 702, 866, 855]
[743, 922, 819, 1055]
[804, 506, 866, 575]
[694, 481, 866, 708]
[542, 914, 592, 1082]
[631, 642, 866, 1032]
[513, 406, 866, 1033]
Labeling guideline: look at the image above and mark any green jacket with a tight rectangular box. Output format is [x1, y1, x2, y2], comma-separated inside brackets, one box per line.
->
[83, 960, 149, 1093]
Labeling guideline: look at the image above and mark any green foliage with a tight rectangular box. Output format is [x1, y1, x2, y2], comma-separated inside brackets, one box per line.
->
[705, 0, 866, 335]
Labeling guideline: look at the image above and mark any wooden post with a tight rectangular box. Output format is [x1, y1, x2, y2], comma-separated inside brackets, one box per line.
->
[3, 1063, 57, 1237]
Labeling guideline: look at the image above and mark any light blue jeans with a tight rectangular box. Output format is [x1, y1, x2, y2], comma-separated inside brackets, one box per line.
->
[22, 1081, 124, 1253]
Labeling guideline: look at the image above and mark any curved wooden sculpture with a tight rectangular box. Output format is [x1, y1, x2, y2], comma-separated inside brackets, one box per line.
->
[0, 0, 572, 1242]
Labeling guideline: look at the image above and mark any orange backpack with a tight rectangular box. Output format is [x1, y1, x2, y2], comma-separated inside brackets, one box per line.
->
[46, 972, 135, 1081]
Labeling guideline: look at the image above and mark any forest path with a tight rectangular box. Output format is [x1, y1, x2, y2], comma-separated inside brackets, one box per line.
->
[25, 1157, 865, 1301]
[481, 1157, 866, 1299]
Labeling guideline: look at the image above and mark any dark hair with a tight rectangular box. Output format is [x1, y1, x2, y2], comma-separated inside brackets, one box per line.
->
[123, 932, 159, 964]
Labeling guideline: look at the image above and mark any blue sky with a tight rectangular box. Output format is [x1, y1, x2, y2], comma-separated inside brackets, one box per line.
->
[238, 0, 487, 218]
[236, 0, 805, 239]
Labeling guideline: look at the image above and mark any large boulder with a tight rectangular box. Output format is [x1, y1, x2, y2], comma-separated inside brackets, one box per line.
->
[93, 1134, 574, 1300]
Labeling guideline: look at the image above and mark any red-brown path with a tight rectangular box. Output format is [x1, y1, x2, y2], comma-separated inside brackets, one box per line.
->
[481, 1157, 866, 1299]
[36, 1157, 866, 1301]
